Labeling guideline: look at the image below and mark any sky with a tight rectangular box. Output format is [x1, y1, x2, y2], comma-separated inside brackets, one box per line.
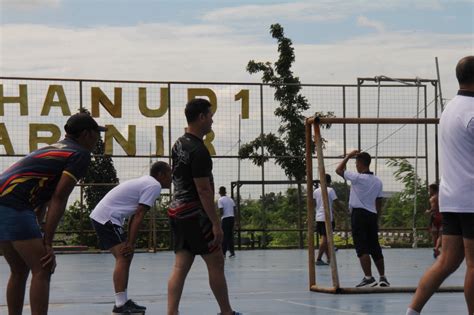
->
[0, 0, 473, 98]
[0, 0, 473, 192]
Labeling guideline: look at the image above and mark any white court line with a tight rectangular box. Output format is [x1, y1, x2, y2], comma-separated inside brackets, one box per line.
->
[274, 299, 368, 315]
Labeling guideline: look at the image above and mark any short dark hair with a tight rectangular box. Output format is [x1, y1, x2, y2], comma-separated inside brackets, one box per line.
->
[150, 161, 170, 178]
[429, 183, 438, 192]
[456, 56, 474, 85]
[325, 174, 332, 185]
[356, 152, 371, 167]
[219, 186, 226, 194]
[185, 98, 212, 123]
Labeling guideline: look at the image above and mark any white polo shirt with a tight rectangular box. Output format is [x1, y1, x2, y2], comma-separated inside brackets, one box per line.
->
[90, 175, 162, 226]
[439, 90, 474, 213]
[218, 195, 235, 219]
[344, 171, 383, 214]
[313, 187, 338, 222]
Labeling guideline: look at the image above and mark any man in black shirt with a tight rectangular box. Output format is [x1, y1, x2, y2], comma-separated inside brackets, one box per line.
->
[167, 98, 240, 315]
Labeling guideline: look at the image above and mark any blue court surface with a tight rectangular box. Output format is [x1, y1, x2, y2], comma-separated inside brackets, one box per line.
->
[0, 248, 468, 314]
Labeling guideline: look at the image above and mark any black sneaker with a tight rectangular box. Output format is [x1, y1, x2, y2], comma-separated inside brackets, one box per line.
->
[379, 276, 390, 287]
[113, 299, 145, 314]
[355, 277, 377, 288]
[315, 259, 329, 266]
[229, 253, 236, 258]
[217, 312, 242, 315]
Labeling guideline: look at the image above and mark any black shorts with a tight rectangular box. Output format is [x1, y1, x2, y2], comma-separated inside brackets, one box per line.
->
[91, 219, 127, 250]
[316, 221, 335, 236]
[351, 208, 383, 260]
[169, 209, 218, 255]
[442, 212, 474, 239]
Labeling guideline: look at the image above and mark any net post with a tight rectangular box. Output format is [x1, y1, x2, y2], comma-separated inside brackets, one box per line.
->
[305, 118, 316, 288]
[313, 120, 340, 289]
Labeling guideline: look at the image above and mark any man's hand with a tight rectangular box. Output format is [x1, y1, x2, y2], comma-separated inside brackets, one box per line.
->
[120, 242, 135, 257]
[347, 150, 360, 158]
[211, 224, 224, 247]
[40, 243, 57, 274]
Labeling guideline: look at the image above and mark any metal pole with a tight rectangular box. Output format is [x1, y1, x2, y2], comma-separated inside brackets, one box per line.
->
[435, 57, 445, 111]
[374, 77, 381, 175]
[412, 81, 421, 248]
[260, 84, 266, 248]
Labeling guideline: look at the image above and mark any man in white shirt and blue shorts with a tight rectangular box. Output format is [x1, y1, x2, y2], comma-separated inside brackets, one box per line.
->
[407, 56, 474, 315]
[90, 161, 172, 314]
[336, 150, 389, 288]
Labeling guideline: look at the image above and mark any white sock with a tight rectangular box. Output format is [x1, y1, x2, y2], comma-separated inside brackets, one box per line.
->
[115, 291, 128, 307]
[364, 276, 373, 280]
[406, 308, 420, 315]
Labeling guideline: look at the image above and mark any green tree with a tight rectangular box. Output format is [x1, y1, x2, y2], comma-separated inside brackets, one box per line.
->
[382, 158, 429, 229]
[239, 23, 333, 181]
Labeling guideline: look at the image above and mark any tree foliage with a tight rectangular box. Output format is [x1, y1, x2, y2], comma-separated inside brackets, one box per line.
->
[381, 158, 429, 228]
[239, 24, 333, 180]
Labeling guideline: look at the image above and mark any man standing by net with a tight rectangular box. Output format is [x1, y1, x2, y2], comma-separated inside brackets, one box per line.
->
[218, 186, 237, 259]
[166, 98, 241, 315]
[406, 56, 474, 315]
[336, 150, 389, 288]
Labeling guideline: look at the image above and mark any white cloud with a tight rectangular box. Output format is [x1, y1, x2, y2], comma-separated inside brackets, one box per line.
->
[0, 0, 61, 10]
[357, 16, 385, 33]
[0, 22, 468, 99]
[201, 0, 451, 23]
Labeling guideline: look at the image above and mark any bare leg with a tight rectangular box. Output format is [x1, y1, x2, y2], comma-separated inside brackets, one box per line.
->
[1, 242, 30, 315]
[359, 254, 372, 277]
[373, 258, 385, 276]
[12, 238, 52, 315]
[408, 235, 464, 312]
[317, 235, 327, 261]
[110, 243, 133, 293]
[167, 250, 194, 315]
[201, 249, 233, 315]
[463, 237, 474, 314]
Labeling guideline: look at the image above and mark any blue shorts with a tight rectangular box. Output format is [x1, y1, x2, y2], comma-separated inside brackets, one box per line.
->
[0, 205, 42, 241]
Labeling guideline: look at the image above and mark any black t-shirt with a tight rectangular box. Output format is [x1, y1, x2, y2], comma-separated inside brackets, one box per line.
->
[171, 133, 214, 203]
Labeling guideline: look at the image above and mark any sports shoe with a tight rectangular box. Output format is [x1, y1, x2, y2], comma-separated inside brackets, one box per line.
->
[355, 277, 377, 288]
[113, 299, 146, 314]
[379, 276, 390, 287]
[315, 259, 329, 266]
[229, 253, 236, 258]
[217, 312, 242, 315]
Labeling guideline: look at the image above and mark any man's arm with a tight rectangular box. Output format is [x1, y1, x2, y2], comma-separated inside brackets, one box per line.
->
[41, 173, 77, 270]
[194, 177, 223, 246]
[335, 150, 359, 178]
[121, 204, 149, 256]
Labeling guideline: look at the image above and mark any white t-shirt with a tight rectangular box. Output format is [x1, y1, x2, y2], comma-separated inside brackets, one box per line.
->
[313, 187, 338, 222]
[439, 91, 474, 213]
[90, 175, 162, 226]
[218, 195, 235, 219]
[344, 171, 383, 214]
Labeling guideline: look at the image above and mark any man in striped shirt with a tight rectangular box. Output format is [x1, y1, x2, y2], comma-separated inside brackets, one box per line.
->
[0, 112, 105, 315]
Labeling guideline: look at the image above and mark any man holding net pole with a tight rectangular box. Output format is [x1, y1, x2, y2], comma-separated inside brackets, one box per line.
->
[406, 56, 474, 315]
[336, 150, 389, 288]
